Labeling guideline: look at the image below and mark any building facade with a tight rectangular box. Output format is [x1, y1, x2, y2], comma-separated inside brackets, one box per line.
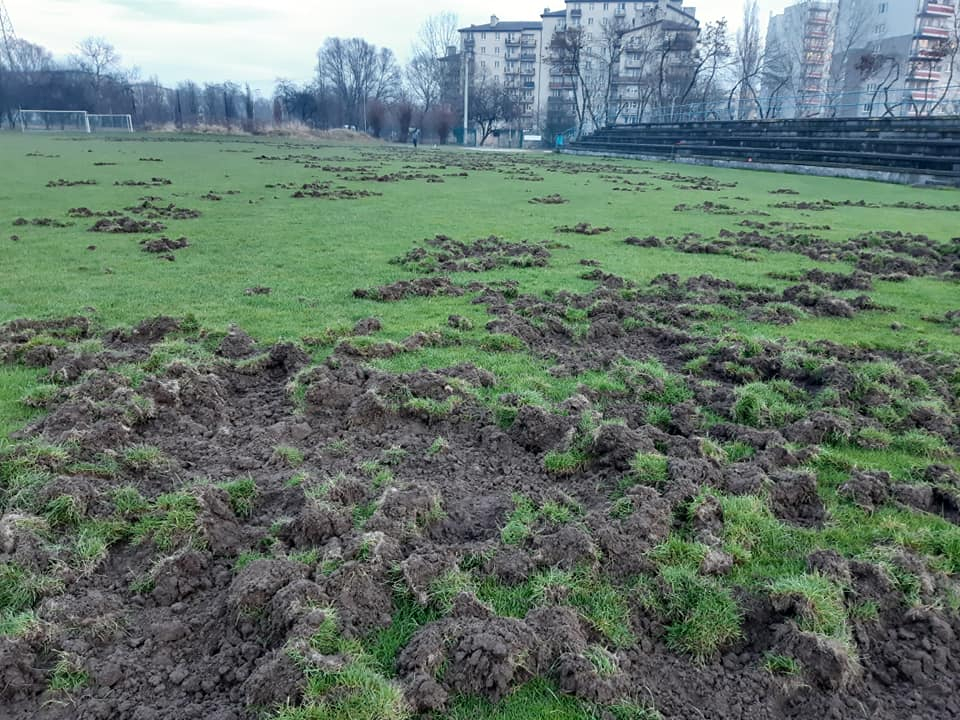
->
[769, 0, 959, 117]
[457, 0, 699, 136]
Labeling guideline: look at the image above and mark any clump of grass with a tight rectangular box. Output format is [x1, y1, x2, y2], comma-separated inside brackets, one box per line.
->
[323, 439, 352, 457]
[627, 452, 668, 488]
[853, 426, 893, 450]
[892, 430, 951, 459]
[584, 644, 618, 676]
[637, 566, 742, 661]
[274, 445, 305, 468]
[72, 520, 124, 574]
[428, 568, 477, 613]
[352, 500, 378, 529]
[426, 436, 449, 456]
[130, 491, 203, 551]
[761, 652, 802, 676]
[48, 652, 89, 693]
[381, 445, 407, 466]
[19, 384, 59, 409]
[111, 485, 149, 518]
[500, 494, 538, 545]
[0, 563, 63, 613]
[43, 493, 85, 527]
[544, 448, 589, 475]
[478, 333, 525, 352]
[768, 573, 851, 646]
[0, 608, 40, 638]
[724, 441, 755, 463]
[360, 460, 393, 489]
[218, 476, 257, 518]
[121, 444, 168, 473]
[732, 380, 806, 428]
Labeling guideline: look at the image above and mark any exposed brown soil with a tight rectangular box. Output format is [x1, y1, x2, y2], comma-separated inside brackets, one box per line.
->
[114, 178, 172, 187]
[353, 277, 465, 302]
[12, 217, 73, 228]
[0, 304, 957, 720]
[530, 194, 568, 204]
[125, 200, 201, 220]
[140, 236, 190, 255]
[555, 223, 612, 235]
[392, 235, 551, 273]
[291, 182, 383, 200]
[89, 217, 166, 233]
[46, 179, 97, 187]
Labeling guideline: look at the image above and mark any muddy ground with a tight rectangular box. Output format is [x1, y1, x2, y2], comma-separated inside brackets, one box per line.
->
[1, 242, 959, 719]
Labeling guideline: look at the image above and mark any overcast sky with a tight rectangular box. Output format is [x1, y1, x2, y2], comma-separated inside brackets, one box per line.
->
[7, 0, 797, 94]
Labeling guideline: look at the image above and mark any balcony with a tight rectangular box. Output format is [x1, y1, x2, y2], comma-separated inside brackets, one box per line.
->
[506, 35, 521, 45]
[521, 37, 536, 47]
[917, 25, 951, 38]
[614, 8, 626, 16]
[923, 2, 955, 15]
[549, 80, 575, 89]
[909, 89, 939, 101]
[910, 68, 942, 80]
[521, 53, 537, 60]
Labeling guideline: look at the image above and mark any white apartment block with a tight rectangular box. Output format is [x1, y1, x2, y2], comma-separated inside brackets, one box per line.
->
[763, 1, 838, 118]
[458, 0, 699, 133]
[768, 0, 959, 117]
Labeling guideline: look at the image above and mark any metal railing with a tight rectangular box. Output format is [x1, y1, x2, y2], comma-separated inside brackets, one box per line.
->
[620, 86, 960, 125]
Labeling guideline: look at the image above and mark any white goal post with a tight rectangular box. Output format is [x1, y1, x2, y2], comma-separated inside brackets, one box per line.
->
[16, 110, 134, 133]
[18, 109, 91, 133]
[89, 114, 134, 133]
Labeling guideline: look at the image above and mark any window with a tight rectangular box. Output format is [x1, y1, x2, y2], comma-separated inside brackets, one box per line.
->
[874, 23, 885, 34]
[878, 2, 887, 12]
[481, 60, 486, 67]
[481, 33, 486, 39]
[495, 61, 500, 68]
[495, 47, 500, 54]
[481, 46, 486, 54]
[495, 32, 500, 40]
[603, 2, 609, 9]
[588, 17, 594, 24]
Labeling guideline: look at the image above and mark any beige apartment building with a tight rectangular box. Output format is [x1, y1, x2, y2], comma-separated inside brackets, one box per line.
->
[457, 0, 700, 134]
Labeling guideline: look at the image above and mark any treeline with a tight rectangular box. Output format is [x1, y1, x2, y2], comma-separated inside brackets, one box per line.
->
[0, 36, 273, 130]
[0, 13, 465, 138]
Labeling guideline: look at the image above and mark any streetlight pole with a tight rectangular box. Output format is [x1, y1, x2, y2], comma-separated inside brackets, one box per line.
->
[463, 44, 470, 146]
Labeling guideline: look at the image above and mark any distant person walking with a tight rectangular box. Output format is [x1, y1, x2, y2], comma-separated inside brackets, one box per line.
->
[555, 132, 564, 153]
[412, 128, 420, 149]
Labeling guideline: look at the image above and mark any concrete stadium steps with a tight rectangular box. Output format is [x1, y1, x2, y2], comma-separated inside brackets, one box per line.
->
[567, 117, 960, 179]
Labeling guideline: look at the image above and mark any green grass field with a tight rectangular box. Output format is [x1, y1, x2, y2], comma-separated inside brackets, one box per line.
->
[1, 132, 959, 719]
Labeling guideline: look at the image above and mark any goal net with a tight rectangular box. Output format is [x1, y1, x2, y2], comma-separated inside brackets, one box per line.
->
[17, 109, 91, 133]
[89, 114, 134, 133]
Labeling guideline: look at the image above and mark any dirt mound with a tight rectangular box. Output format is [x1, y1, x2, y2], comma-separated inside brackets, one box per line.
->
[392, 235, 551, 273]
[353, 277, 464, 302]
[89, 216, 166, 233]
[555, 222, 611, 235]
[140, 236, 190, 255]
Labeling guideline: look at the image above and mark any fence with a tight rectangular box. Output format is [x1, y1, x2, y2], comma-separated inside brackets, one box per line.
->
[623, 86, 960, 125]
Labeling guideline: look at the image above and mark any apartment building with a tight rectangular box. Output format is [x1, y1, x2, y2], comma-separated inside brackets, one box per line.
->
[770, 0, 959, 117]
[763, 1, 838, 118]
[457, 0, 699, 134]
[458, 17, 545, 132]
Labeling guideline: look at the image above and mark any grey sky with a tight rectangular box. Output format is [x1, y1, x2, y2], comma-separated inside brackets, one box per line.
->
[6, 0, 797, 94]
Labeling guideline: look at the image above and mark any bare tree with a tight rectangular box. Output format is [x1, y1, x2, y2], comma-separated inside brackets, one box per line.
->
[470, 71, 517, 144]
[405, 12, 459, 115]
[318, 37, 400, 130]
[728, 1, 764, 119]
[71, 37, 121, 92]
[825, 0, 872, 116]
[856, 52, 902, 117]
[549, 27, 592, 137]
